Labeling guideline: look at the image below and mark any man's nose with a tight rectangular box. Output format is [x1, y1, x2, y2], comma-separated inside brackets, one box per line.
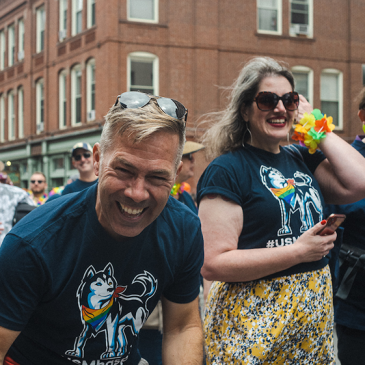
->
[124, 178, 149, 203]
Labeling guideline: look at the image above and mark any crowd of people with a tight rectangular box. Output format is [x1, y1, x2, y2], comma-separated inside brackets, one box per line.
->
[0, 57, 365, 365]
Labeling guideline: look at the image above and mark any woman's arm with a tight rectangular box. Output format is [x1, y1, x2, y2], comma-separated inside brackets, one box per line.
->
[199, 195, 336, 282]
[315, 132, 365, 205]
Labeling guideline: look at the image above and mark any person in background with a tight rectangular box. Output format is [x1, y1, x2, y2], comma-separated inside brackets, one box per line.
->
[0, 91, 204, 365]
[138, 140, 205, 365]
[62, 142, 97, 195]
[197, 57, 365, 364]
[0, 161, 34, 246]
[28, 172, 48, 205]
[325, 86, 365, 365]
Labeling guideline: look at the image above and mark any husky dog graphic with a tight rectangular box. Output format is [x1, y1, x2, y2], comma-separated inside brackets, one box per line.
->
[260, 166, 323, 236]
[66, 263, 157, 362]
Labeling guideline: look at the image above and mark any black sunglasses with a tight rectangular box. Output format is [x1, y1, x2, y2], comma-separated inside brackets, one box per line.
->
[114, 91, 188, 122]
[31, 180, 45, 184]
[253, 91, 299, 111]
[74, 152, 91, 161]
[183, 153, 194, 161]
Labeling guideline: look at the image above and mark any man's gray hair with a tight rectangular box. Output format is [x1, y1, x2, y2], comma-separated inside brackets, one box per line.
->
[100, 100, 186, 171]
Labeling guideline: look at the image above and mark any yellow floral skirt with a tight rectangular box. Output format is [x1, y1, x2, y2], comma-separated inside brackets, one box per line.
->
[204, 266, 334, 364]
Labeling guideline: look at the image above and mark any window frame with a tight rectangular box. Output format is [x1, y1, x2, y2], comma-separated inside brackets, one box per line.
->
[320, 68, 343, 130]
[18, 18, 24, 61]
[257, 0, 282, 35]
[0, 94, 5, 142]
[59, 0, 68, 41]
[289, 0, 313, 38]
[291, 65, 313, 105]
[8, 90, 15, 140]
[72, 0, 83, 36]
[0, 30, 5, 70]
[59, 70, 67, 129]
[71, 64, 82, 126]
[86, 58, 95, 121]
[87, 0, 96, 28]
[36, 78, 44, 134]
[36, 5, 45, 53]
[362, 64, 365, 87]
[127, 0, 159, 24]
[8, 24, 15, 67]
[127, 52, 159, 95]
[18, 86, 24, 138]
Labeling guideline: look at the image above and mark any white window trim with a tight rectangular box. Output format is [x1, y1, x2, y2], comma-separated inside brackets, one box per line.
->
[0, 94, 5, 142]
[18, 19, 25, 61]
[291, 65, 313, 105]
[0, 31, 4, 70]
[127, 0, 159, 24]
[86, 59, 95, 121]
[36, 6, 45, 53]
[59, 70, 67, 129]
[18, 86, 24, 138]
[257, 0, 282, 35]
[289, 0, 313, 38]
[71, 65, 82, 126]
[8, 90, 15, 140]
[127, 52, 159, 95]
[8, 24, 15, 67]
[321, 68, 343, 130]
[59, 0, 68, 41]
[36, 78, 44, 134]
[87, 0, 95, 28]
[72, 0, 83, 36]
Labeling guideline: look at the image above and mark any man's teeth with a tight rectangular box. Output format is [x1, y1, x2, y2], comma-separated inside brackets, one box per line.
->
[119, 203, 143, 215]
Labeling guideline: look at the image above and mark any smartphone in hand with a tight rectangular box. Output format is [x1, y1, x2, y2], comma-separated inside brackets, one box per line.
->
[317, 213, 346, 236]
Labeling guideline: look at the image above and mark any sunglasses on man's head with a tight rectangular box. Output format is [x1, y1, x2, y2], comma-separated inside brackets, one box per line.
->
[31, 180, 45, 184]
[253, 91, 299, 111]
[114, 91, 188, 122]
[74, 152, 91, 161]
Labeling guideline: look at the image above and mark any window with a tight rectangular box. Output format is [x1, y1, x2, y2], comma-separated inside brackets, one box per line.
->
[36, 6, 45, 53]
[87, 0, 96, 28]
[18, 86, 24, 138]
[8, 24, 15, 67]
[0, 94, 4, 142]
[362, 65, 365, 87]
[59, 70, 67, 129]
[18, 19, 24, 61]
[292, 66, 313, 104]
[0, 30, 4, 70]
[59, 0, 68, 41]
[8, 90, 15, 140]
[257, 0, 282, 34]
[128, 0, 158, 23]
[72, 0, 83, 36]
[71, 65, 82, 125]
[128, 52, 158, 95]
[290, 0, 312, 37]
[86, 59, 95, 121]
[321, 69, 343, 129]
[36, 78, 44, 133]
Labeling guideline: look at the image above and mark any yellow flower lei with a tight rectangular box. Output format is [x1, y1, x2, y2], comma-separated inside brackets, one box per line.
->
[292, 109, 335, 154]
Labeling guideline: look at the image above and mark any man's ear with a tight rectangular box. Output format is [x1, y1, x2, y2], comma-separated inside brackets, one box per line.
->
[176, 161, 183, 179]
[93, 143, 101, 177]
[358, 109, 365, 123]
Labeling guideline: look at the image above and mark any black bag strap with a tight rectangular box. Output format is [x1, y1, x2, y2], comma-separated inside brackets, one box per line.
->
[12, 202, 37, 226]
[336, 244, 365, 300]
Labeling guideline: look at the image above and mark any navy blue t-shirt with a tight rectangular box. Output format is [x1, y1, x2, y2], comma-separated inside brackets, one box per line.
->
[0, 184, 203, 365]
[197, 144, 327, 279]
[178, 191, 198, 214]
[62, 178, 97, 195]
[326, 137, 365, 331]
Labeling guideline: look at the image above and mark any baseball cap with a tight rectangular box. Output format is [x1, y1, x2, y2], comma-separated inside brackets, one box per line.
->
[71, 142, 93, 157]
[182, 141, 205, 156]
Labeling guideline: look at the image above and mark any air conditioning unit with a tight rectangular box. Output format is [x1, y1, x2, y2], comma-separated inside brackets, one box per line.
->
[36, 122, 44, 133]
[291, 24, 310, 35]
[59, 29, 66, 42]
[18, 50, 24, 61]
[87, 110, 95, 121]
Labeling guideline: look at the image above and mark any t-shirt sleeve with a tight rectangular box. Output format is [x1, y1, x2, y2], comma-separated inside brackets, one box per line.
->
[162, 219, 204, 304]
[0, 234, 47, 331]
[196, 162, 243, 206]
[61, 184, 72, 195]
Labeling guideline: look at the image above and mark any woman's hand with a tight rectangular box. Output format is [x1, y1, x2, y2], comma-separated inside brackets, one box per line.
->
[296, 94, 313, 121]
[293, 220, 336, 262]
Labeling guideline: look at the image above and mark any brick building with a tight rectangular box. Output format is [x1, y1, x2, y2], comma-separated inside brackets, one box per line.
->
[0, 0, 364, 191]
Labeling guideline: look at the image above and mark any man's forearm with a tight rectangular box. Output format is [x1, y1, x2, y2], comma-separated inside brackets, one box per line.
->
[162, 325, 204, 364]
